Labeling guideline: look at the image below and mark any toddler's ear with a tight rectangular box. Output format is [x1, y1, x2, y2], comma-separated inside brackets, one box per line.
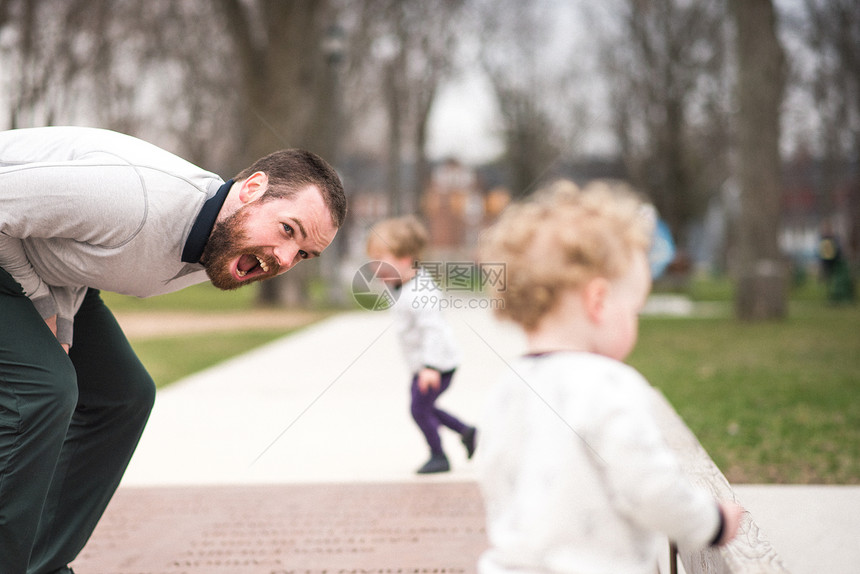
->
[583, 277, 609, 323]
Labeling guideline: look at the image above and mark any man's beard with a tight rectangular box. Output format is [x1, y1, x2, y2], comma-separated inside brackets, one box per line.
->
[201, 204, 279, 290]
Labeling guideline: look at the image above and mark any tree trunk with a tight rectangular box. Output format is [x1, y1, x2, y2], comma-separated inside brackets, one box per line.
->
[218, 0, 335, 307]
[384, 54, 405, 217]
[730, 0, 787, 320]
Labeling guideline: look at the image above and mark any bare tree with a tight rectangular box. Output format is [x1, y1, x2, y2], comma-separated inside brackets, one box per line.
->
[210, 0, 344, 306]
[595, 0, 730, 249]
[143, 1, 240, 169]
[801, 0, 860, 260]
[214, 1, 337, 169]
[2, 0, 112, 129]
[731, 0, 788, 320]
[349, 0, 465, 216]
[0, 0, 347, 307]
[802, 0, 860, 164]
[486, 71, 565, 198]
[0, 0, 232, 167]
[473, 0, 577, 198]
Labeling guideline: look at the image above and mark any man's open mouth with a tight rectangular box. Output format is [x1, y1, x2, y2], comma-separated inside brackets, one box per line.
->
[235, 254, 270, 279]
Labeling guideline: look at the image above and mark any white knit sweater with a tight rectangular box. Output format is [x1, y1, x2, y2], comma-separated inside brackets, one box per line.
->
[391, 268, 461, 374]
[478, 352, 720, 574]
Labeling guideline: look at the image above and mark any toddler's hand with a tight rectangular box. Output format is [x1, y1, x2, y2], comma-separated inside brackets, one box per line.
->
[716, 501, 745, 546]
[418, 368, 441, 394]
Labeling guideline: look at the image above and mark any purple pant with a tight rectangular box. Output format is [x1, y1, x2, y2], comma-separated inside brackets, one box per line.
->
[410, 370, 468, 456]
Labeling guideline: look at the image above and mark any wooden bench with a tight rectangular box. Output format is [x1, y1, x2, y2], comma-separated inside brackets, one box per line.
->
[651, 388, 791, 573]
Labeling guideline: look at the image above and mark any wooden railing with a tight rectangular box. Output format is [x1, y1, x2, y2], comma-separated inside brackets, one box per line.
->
[650, 388, 791, 574]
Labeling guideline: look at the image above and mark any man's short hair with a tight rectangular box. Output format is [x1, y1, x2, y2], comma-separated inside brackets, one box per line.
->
[234, 149, 347, 227]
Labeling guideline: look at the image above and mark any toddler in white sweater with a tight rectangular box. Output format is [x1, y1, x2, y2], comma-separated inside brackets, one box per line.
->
[477, 180, 743, 574]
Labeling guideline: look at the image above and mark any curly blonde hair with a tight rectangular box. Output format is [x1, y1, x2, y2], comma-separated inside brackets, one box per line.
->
[366, 215, 429, 259]
[479, 179, 654, 331]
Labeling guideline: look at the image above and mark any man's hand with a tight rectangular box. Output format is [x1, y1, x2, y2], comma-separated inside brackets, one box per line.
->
[417, 368, 441, 394]
[45, 315, 70, 354]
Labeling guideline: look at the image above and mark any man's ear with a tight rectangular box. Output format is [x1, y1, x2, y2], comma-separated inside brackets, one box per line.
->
[237, 171, 269, 205]
[582, 277, 609, 323]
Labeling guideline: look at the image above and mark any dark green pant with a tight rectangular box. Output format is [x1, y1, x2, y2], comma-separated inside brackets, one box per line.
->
[0, 269, 155, 574]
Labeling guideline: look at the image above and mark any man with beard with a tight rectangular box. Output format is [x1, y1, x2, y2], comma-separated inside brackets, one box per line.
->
[0, 126, 346, 574]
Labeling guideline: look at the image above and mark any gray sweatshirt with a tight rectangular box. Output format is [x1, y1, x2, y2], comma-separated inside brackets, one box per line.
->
[0, 126, 225, 345]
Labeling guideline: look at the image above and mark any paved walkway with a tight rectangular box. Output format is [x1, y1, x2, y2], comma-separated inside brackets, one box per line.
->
[74, 301, 859, 573]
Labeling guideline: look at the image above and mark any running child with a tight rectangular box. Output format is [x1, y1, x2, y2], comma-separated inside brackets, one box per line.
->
[367, 216, 477, 474]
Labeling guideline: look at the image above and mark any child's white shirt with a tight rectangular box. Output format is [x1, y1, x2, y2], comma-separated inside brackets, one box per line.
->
[392, 267, 461, 373]
[478, 352, 720, 574]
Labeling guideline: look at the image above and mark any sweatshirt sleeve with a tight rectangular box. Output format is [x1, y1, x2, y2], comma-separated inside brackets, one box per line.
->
[0, 158, 146, 343]
[48, 285, 88, 346]
[589, 372, 722, 550]
[0, 234, 84, 345]
[0, 233, 55, 317]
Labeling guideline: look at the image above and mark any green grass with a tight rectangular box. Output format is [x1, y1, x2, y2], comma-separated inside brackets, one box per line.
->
[629, 301, 860, 484]
[684, 272, 833, 303]
[129, 329, 293, 389]
[102, 283, 315, 387]
[101, 282, 262, 313]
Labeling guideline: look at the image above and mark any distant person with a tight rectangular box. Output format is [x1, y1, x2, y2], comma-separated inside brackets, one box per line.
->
[0, 126, 347, 574]
[818, 222, 855, 304]
[477, 180, 742, 574]
[366, 216, 477, 474]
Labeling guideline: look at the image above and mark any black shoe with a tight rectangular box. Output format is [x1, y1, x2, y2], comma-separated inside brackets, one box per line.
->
[461, 426, 477, 459]
[417, 453, 450, 474]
